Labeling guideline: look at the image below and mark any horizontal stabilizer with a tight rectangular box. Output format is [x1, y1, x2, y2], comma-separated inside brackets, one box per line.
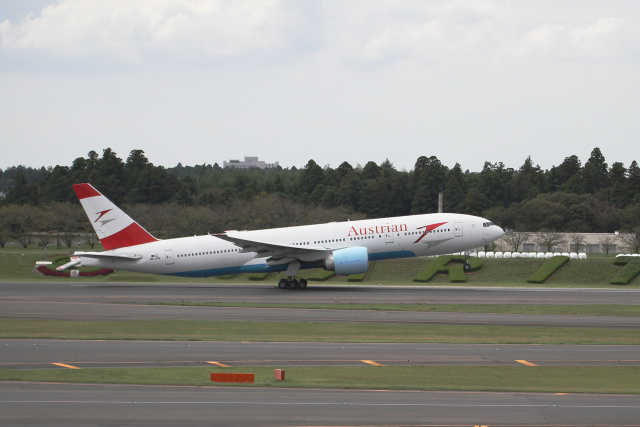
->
[56, 257, 81, 271]
[74, 251, 142, 261]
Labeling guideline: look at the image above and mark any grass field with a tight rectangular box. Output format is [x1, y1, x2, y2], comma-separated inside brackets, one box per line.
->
[2, 319, 639, 344]
[152, 302, 640, 316]
[1, 366, 639, 394]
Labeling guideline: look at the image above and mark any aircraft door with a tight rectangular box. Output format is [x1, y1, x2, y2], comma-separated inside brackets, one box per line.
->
[165, 250, 174, 265]
[385, 233, 394, 243]
[454, 222, 463, 237]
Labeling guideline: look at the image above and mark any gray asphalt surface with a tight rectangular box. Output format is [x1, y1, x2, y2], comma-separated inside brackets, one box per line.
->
[2, 281, 639, 328]
[3, 280, 640, 304]
[2, 382, 640, 426]
[2, 281, 640, 426]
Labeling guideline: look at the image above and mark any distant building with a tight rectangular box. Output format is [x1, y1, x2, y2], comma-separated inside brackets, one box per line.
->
[494, 232, 633, 254]
[223, 156, 279, 169]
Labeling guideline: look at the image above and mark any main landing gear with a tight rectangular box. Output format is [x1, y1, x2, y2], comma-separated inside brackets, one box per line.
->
[278, 260, 308, 290]
[278, 278, 308, 290]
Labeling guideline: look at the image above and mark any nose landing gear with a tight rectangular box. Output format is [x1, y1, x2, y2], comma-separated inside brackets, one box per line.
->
[463, 250, 471, 272]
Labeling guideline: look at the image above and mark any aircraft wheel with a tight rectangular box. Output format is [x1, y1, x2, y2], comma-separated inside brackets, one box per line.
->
[298, 279, 308, 290]
[288, 279, 299, 289]
[278, 279, 288, 289]
[463, 263, 471, 272]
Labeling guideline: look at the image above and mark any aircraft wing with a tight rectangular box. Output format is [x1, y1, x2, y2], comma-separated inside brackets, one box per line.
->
[213, 232, 332, 265]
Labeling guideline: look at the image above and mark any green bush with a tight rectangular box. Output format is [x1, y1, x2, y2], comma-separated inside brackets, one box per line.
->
[614, 256, 636, 266]
[526, 256, 569, 284]
[347, 263, 372, 282]
[307, 270, 336, 281]
[413, 257, 449, 282]
[412, 255, 482, 283]
[449, 263, 466, 283]
[610, 259, 640, 285]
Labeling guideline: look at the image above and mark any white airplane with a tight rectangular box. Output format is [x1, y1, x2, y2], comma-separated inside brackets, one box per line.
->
[72, 183, 504, 289]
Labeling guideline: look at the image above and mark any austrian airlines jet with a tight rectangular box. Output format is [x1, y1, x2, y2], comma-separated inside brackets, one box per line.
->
[72, 183, 504, 289]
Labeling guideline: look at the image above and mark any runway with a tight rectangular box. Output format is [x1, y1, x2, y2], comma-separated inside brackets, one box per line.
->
[3, 281, 640, 305]
[2, 281, 639, 329]
[2, 281, 640, 425]
[3, 381, 640, 427]
[3, 382, 640, 427]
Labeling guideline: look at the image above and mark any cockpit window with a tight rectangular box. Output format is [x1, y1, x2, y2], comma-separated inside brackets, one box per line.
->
[483, 222, 495, 227]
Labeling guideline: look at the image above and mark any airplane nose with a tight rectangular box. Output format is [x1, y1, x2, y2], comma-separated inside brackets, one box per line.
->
[481, 220, 504, 243]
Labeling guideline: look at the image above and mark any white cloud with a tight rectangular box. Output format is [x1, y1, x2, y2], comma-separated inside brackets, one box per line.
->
[317, 0, 509, 66]
[326, 1, 640, 66]
[517, 17, 630, 61]
[0, 0, 322, 65]
[1, 0, 639, 70]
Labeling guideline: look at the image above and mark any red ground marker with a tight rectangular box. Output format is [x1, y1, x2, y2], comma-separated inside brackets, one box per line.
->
[210, 373, 254, 383]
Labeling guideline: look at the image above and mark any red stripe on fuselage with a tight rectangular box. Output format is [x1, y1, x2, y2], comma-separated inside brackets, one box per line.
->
[99, 222, 158, 250]
[414, 222, 448, 244]
[73, 183, 101, 200]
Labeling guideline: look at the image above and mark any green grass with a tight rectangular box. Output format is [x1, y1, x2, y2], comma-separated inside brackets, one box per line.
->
[307, 269, 336, 281]
[1, 319, 639, 344]
[149, 301, 640, 317]
[1, 366, 639, 394]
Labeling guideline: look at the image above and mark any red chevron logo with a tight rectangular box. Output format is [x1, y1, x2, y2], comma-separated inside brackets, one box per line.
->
[94, 209, 112, 223]
[414, 222, 447, 244]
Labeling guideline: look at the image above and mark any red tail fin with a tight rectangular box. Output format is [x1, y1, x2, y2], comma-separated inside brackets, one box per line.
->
[73, 183, 158, 250]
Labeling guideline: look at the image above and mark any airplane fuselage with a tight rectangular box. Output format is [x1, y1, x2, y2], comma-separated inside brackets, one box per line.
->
[79, 213, 501, 278]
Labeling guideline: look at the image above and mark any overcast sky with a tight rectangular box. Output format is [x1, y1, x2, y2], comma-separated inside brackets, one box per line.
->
[1, 0, 639, 172]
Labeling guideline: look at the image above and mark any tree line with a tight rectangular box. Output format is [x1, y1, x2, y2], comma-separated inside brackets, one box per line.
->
[1, 147, 639, 248]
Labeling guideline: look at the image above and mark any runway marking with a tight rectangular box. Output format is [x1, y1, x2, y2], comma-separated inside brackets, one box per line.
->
[206, 361, 232, 368]
[52, 363, 82, 370]
[515, 360, 537, 366]
[361, 360, 384, 366]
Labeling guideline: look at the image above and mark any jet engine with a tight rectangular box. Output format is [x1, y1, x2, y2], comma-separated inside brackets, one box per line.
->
[324, 247, 369, 276]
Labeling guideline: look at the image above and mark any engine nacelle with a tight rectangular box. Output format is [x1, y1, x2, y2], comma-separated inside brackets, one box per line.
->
[324, 247, 369, 276]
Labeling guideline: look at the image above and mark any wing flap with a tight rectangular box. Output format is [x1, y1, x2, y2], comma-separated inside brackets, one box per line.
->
[213, 232, 331, 263]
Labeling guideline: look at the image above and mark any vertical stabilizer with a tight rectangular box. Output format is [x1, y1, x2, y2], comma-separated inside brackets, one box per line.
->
[73, 183, 158, 250]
